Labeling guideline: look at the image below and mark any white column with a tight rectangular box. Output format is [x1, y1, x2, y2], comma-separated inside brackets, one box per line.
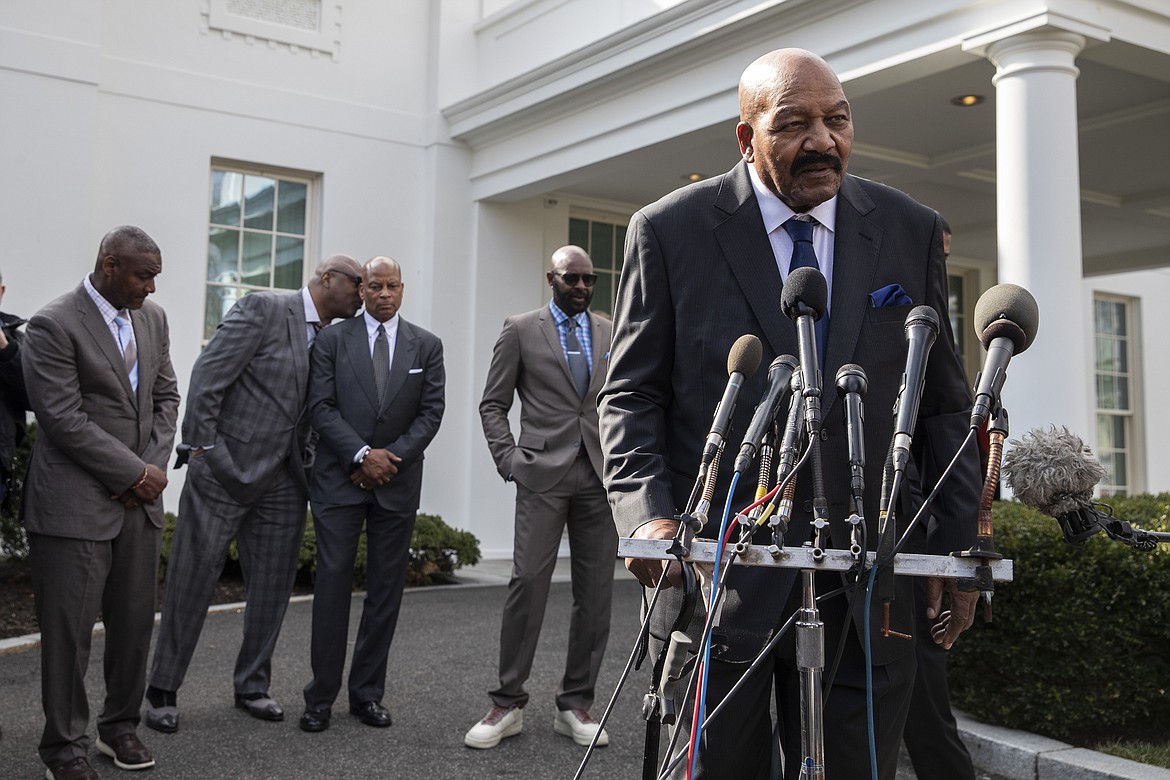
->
[985, 31, 1092, 444]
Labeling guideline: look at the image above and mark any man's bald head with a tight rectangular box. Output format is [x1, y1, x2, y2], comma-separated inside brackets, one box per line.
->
[734, 48, 852, 212]
[309, 253, 363, 321]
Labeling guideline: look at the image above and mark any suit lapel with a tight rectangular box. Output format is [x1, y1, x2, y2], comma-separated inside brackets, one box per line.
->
[343, 318, 381, 410]
[539, 308, 578, 392]
[76, 287, 136, 405]
[381, 319, 417, 411]
[713, 163, 795, 359]
[824, 176, 882, 418]
[586, 312, 607, 398]
[288, 293, 311, 406]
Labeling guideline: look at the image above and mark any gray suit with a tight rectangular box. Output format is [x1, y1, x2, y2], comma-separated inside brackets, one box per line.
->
[304, 313, 444, 709]
[150, 290, 314, 697]
[480, 305, 618, 711]
[22, 283, 179, 767]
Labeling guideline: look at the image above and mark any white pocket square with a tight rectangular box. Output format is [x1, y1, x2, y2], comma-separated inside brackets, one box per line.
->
[409, 368, 423, 374]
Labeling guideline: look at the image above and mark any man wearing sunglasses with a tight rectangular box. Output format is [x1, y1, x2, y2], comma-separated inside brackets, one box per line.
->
[145, 255, 363, 733]
[466, 245, 618, 750]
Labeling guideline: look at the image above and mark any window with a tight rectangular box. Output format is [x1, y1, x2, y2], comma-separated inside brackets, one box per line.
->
[205, 163, 316, 339]
[947, 269, 981, 384]
[1094, 295, 1140, 496]
[568, 214, 627, 317]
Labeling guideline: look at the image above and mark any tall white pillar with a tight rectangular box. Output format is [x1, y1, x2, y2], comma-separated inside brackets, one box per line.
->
[984, 31, 1092, 443]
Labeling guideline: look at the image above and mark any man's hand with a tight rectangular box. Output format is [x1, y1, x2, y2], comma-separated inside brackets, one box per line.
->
[924, 576, 979, 650]
[626, 518, 685, 589]
[132, 464, 168, 503]
[355, 448, 401, 489]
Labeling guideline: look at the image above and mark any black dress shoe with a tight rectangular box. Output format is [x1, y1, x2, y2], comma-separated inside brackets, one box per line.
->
[234, 693, 284, 722]
[349, 700, 392, 728]
[299, 706, 332, 733]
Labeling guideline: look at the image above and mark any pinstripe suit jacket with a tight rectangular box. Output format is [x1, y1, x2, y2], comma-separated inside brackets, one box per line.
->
[308, 315, 445, 513]
[182, 290, 312, 504]
[22, 283, 179, 538]
[598, 162, 981, 664]
[479, 306, 611, 492]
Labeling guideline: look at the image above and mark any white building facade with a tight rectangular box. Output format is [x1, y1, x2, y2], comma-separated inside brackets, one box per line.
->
[3, 0, 1168, 556]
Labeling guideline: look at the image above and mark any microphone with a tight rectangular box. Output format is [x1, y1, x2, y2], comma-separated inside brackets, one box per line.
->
[836, 364, 867, 507]
[890, 305, 940, 473]
[1003, 426, 1169, 550]
[970, 284, 1040, 430]
[734, 354, 799, 474]
[780, 267, 828, 435]
[699, 334, 763, 474]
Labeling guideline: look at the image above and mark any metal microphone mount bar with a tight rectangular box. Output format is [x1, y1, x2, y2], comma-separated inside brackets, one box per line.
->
[617, 538, 1014, 581]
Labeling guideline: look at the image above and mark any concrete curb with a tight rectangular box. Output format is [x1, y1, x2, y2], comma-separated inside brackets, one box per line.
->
[958, 712, 1170, 780]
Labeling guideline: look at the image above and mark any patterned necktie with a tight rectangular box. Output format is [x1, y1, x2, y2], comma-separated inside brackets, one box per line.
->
[115, 309, 137, 379]
[373, 324, 390, 403]
[564, 318, 590, 399]
[782, 216, 828, 366]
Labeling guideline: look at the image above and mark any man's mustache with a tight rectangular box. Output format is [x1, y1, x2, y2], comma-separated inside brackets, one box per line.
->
[791, 154, 842, 176]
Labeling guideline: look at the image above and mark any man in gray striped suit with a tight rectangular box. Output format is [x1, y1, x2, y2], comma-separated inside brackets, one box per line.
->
[145, 254, 362, 733]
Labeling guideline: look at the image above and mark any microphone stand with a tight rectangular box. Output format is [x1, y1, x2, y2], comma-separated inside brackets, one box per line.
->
[955, 405, 1007, 619]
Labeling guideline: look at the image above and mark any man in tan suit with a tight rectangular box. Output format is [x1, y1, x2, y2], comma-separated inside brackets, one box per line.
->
[465, 245, 618, 750]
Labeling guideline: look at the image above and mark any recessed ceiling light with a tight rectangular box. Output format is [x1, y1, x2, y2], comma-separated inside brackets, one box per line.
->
[685, 172, 705, 182]
[951, 94, 985, 107]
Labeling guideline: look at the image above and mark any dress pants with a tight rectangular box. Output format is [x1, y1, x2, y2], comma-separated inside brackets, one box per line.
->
[304, 497, 416, 708]
[490, 453, 617, 711]
[902, 577, 977, 780]
[150, 457, 306, 696]
[29, 510, 159, 767]
[657, 574, 916, 780]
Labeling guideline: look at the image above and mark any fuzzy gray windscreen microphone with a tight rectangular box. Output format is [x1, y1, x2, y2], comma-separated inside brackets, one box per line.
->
[1001, 426, 1107, 518]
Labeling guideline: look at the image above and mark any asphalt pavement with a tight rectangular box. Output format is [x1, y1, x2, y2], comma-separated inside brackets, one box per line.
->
[0, 559, 1151, 779]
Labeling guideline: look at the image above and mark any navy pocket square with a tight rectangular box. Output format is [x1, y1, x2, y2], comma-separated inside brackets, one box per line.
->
[869, 283, 912, 307]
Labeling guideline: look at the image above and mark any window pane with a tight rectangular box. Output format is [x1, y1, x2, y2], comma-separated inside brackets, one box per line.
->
[210, 171, 243, 226]
[1097, 414, 1112, 449]
[241, 232, 273, 287]
[204, 285, 243, 340]
[274, 236, 304, 289]
[208, 227, 239, 283]
[590, 222, 614, 270]
[243, 175, 276, 231]
[569, 218, 588, 248]
[1111, 415, 1127, 449]
[1116, 376, 1129, 408]
[592, 273, 613, 317]
[277, 181, 307, 234]
[615, 224, 627, 271]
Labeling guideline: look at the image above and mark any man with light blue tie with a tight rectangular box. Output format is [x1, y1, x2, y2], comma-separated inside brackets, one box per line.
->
[22, 226, 179, 779]
[465, 245, 617, 750]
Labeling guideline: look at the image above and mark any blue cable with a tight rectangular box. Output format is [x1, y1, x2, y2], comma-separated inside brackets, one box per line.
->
[688, 470, 740, 778]
[863, 562, 879, 780]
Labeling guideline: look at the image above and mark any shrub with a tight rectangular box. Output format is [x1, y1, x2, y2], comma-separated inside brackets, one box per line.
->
[948, 495, 1170, 745]
[0, 421, 34, 559]
[159, 509, 481, 589]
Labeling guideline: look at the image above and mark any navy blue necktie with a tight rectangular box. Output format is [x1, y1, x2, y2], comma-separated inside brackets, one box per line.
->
[784, 216, 819, 273]
[783, 216, 827, 366]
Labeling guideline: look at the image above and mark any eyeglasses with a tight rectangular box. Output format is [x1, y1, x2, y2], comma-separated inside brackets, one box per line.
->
[555, 272, 598, 287]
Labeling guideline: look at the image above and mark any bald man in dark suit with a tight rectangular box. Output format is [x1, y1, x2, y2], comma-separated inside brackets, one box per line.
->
[299, 256, 445, 733]
[599, 49, 982, 779]
[23, 226, 179, 780]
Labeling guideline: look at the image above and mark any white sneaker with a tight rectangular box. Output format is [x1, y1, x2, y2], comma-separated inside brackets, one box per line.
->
[464, 705, 523, 749]
[553, 708, 609, 747]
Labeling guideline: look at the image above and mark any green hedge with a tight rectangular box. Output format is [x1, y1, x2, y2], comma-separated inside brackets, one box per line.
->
[948, 495, 1170, 745]
[0, 421, 34, 559]
[161, 509, 481, 588]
